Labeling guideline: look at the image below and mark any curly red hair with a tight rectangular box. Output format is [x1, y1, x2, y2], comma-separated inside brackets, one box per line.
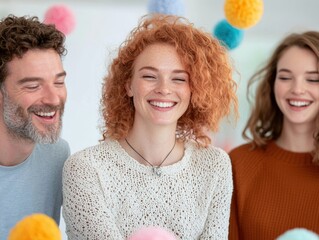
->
[101, 14, 238, 147]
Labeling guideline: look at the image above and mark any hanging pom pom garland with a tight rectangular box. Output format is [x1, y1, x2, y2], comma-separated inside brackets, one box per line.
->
[224, 0, 264, 29]
[213, 19, 244, 50]
[212, 0, 263, 50]
[147, 0, 185, 16]
[44, 4, 76, 35]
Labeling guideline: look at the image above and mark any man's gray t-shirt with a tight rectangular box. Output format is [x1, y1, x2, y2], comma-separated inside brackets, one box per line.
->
[0, 138, 70, 239]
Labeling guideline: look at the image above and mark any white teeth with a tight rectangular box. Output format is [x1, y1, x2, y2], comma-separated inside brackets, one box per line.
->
[289, 100, 311, 107]
[150, 101, 174, 108]
[36, 111, 56, 117]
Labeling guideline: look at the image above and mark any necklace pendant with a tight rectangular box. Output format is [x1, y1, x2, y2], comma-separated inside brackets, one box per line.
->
[153, 167, 162, 176]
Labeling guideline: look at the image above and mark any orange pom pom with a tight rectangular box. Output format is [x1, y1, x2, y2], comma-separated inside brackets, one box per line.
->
[224, 0, 264, 29]
[8, 213, 61, 240]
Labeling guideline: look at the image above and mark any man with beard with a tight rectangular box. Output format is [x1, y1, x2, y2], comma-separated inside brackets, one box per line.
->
[0, 15, 70, 238]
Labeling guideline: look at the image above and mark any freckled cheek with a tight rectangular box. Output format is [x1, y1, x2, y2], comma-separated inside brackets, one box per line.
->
[185, 94, 191, 103]
[180, 87, 191, 100]
[138, 86, 154, 97]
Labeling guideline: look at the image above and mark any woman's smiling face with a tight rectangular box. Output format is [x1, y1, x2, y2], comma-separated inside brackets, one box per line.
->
[274, 46, 319, 127]
[126, 43, 191, 127]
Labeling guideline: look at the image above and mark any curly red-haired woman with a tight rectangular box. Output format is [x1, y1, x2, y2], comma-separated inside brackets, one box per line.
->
[63, 14, 238, 240]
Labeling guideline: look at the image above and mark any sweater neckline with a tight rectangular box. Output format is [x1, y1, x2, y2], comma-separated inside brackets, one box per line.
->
[267, 141, 313, 165]
[113, 140, 193, 175]
[0, 144, 37, 170]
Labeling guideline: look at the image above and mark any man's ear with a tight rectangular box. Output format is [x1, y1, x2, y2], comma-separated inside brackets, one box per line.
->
[125, 81, 133, 97]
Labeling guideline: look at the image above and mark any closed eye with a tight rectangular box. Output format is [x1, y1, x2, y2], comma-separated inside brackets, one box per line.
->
[173, 78, 186, 82]
[25, 84, 39, 90]
[307, 79, 319, 83]
[143, 75, 156, 80]
[55, 81, 65, 87]
[278, 77, 291, 80]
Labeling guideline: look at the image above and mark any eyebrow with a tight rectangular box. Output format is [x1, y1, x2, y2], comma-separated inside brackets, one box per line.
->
[17, 71, 67, 85]
[277, 68, 291, 73]
[278, 68, 319, 74]
[306, 71, 319, 74]
[138, 66, 189, 75]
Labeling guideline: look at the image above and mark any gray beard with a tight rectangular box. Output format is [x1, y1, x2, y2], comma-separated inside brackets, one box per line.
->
[2, 90, 64, 144]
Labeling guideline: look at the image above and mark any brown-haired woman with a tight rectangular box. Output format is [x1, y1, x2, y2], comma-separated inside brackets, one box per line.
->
[229, 31, 319, 240]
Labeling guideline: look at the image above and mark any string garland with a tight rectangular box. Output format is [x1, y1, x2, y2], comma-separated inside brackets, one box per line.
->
[214, 0, 264, 50]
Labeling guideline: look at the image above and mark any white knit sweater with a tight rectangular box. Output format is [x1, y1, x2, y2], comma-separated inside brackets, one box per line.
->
[62, 140, 233, 240]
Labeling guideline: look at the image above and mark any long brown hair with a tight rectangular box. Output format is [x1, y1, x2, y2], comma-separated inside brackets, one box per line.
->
[243, 31, 319, 162]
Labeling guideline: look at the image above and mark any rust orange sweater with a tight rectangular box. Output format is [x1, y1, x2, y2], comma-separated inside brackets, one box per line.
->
[229, 141, 319, 240]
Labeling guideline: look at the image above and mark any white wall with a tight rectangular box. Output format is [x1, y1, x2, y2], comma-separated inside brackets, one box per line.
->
[1, 0, 318, 239]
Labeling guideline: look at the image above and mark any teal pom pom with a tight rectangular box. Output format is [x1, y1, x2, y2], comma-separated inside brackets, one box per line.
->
[147, 0, 185, 16]
[213, 19, 244, 50]
[276, 228, 319, 240]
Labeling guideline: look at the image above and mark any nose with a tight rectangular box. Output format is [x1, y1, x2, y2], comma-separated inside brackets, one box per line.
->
[41, 85, 64, 106]
[155, 78, 172, 95]
[291, 79, 306, 95]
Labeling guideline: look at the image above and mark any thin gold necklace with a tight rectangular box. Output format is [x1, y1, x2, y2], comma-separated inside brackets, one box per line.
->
[125, 138, 176, 176]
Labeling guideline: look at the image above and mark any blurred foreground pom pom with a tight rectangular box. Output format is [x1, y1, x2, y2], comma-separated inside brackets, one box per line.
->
[276, 228, 319, 240]
[8, 213, 61, 240]
[213, 19, 244, 50]
[128, 226, 177, 240]
[147, 0, 185, 16]
[44, 4, 76, 35]
[224, 0, 263, 29]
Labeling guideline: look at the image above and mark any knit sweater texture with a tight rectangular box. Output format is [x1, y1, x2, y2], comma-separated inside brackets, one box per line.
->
[62, 140, 233, 240]
[229, 141, 319, 240]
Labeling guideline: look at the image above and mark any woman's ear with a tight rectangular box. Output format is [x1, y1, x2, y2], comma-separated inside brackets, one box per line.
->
[125, 81, 133, 97]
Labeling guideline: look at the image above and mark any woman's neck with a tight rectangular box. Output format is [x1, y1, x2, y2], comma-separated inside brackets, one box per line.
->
[276, 120, 315, 152]
[120, 123, 183, 166]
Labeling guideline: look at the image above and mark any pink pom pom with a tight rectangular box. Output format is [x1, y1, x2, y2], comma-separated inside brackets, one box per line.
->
[128, 226, 177, 240]
[44, 4, 76, 35]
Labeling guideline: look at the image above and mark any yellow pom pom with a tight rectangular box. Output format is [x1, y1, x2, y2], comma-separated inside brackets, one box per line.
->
[8, 213, 61, 240]
[224, 0, 264, 29]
